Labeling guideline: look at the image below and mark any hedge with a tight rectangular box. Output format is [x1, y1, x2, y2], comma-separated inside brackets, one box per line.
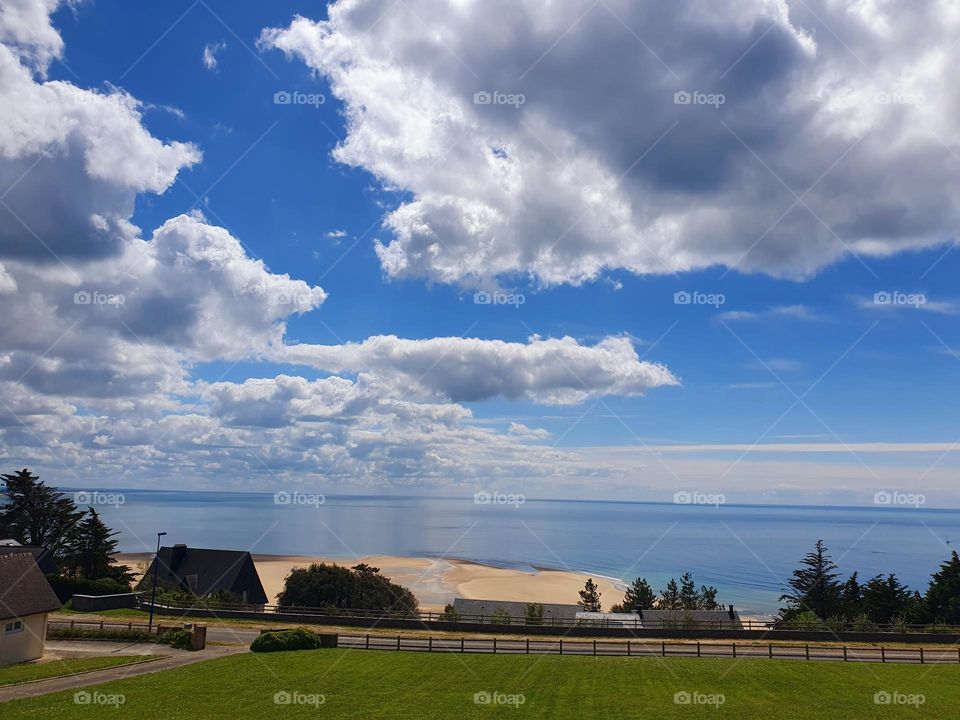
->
[250, 628, 325, 653]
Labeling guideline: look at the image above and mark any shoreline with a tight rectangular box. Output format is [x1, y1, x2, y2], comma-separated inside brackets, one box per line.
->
[117, 553, 627, 612]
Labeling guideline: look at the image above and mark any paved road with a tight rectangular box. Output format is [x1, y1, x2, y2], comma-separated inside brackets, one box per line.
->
[0, 645, 244, 703]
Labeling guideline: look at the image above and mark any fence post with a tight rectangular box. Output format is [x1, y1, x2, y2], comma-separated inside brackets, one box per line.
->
[697, 642, 701, 658]
[843, 646, 848, 662]
[428, 637, 432, 652]
[805, 644, 809, 661]
[593, 640, 597, 656]
[560, 639, 563, 655]
[366, 634, 370, 649]
[732, 643, 736, 659]
[99, 620, 104, 630]
[662, 641, 666, 657]
[493, 638, 497, 654]
[768, 643, 773, 659]
[627, 640, 631, 657]
[526, 638, 530, 654]
[397, 635, 401, 651]
[920, 647, 925, 665]
[881, 647, 885, 663]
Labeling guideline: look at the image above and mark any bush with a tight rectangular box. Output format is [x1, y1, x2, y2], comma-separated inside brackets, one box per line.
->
[250, 628, 324, 653]
[778, 611, 827, 631]
[277, 563, 419, 615]
[490, 609, 512, 625]
[47, 625, 197, 649]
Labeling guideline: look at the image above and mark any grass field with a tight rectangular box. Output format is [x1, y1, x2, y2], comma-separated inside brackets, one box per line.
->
[6, 649, 960, 718]
[0, 656, 154, 687]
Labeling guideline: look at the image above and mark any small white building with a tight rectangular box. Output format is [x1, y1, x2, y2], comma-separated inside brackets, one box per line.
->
[0, 552, 62, 666]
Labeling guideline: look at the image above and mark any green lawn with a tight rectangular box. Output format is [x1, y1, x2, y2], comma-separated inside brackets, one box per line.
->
[0, 656, 154, 687]
[6, 649, 960, 718]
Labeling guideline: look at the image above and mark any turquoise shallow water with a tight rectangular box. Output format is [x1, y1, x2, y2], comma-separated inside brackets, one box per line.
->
[79, 490, 960, 615]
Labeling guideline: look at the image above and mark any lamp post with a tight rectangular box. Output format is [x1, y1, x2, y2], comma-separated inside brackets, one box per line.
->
[148, 531, 167, 629]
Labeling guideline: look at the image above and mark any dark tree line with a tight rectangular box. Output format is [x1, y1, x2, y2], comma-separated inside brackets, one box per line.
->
[780, 539, 960, 627]
[0, 469, 132, 590]
[578, 572, 722, 613]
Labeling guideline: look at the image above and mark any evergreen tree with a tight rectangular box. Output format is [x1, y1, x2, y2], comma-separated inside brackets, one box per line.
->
[840, 571, 862, 616]
[860, 574, 914, 624]
[61, 508, 132, 585]
[619, 577, 657, 612]
[698, 584, 721, 610]
[679, 572, 699, 609]
[925, 551, 960, 624]
[0, 469, 83, 557]
[578, 578, 602, 612]
[780, 539, 842, 619]
[659, 578, 681, 609]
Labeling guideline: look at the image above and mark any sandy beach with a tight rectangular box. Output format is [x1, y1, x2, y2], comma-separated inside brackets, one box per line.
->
[118, 553, 626, 611]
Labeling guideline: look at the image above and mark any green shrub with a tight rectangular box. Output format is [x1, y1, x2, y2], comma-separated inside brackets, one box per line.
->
[47, 627, 153, 643]
[250, 628, 323, 653]
[438, 604, 460, 622]
[778, 611, 827, 631]
[490, 608, 512, 625]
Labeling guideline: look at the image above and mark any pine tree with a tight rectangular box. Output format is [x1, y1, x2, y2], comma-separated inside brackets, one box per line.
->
[861, 574, 913, 624]
[840, 572, 862, 616]
[619, 577, 657, 612]
[659, 578, 681, 609]
[0, 469, 83, 557]
[578, 578, 602, 612]
[61, 508, 132, 584]
[679, 572, 699, 609]
[925, 551, 960, 624]
[780, 539, 842, 619]
[698, 584, 720, 610]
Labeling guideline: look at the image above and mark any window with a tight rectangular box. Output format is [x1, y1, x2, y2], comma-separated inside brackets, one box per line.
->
[4, 620, 23, 634]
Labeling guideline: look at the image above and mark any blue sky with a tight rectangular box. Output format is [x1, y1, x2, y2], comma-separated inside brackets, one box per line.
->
[2, 0, 959, 505]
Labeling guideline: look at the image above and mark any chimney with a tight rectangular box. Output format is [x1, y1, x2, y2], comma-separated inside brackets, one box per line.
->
[171, 544, 188, 571]
[728, 604, 735, 619]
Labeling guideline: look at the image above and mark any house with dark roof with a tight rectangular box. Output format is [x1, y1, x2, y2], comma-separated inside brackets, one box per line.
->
[639, 606, 742, 629]
[143, 545, 268, 607]
[0, 552, 62, 666]
[452, 598, 582, 623]
[0, 543, 58, 575]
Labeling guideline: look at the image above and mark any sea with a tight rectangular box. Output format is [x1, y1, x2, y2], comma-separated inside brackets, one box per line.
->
[77, 490, 960, 616]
